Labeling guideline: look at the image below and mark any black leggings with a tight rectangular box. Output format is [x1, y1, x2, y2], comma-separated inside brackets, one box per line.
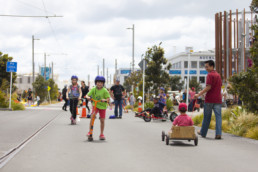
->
[70, 99, 78, 119]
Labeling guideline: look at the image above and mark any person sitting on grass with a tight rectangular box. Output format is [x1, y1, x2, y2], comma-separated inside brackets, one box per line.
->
[173, 103, 194, 126]
[150, 97, 166, 118]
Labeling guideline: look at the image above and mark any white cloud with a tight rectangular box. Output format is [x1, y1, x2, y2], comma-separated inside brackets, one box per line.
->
[0, 0, 251, 84]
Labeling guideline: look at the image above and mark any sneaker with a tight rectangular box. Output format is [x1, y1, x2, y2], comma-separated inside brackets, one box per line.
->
[215, 135, 222, 139]
[197, 131, 206, 138]
[118, 116, 122, 119]
[99, 134, 106, 140]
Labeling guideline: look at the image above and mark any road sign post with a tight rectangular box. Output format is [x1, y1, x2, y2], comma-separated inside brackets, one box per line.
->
[6, 62, 17, 109]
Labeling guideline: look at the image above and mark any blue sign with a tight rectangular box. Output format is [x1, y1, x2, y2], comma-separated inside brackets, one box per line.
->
[41, 67, 52, 80]
[120, 70, 131, 74]
[169, 70, 181, 75]
[200, 70, 208, 75]
[6, 62, 17, 72]
[185, 70, 197, 75]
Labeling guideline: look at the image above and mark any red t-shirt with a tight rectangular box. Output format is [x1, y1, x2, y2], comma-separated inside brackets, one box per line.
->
[173, 114, 194, 126]
[205, 70, 222, 104]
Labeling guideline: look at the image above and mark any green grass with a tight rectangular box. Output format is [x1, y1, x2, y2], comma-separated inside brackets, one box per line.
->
[192, 107, 258, 140]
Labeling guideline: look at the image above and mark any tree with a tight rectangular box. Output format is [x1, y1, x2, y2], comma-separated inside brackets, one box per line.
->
[32, 75, 48, 103]
[189, 79, 202, 92]
[144, 43, 172, 95]
[123, 71, 142, 93]
[48, 79, 59, 101]
[0, 52, 17, 90]
[169, 76, 184, 91]
[229, 0, 258, 113]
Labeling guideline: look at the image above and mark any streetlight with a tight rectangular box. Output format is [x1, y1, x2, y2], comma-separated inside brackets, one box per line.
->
[32, 35, 40, 103]
[185, 46, 193, 109]
[127, 24, 135, 72]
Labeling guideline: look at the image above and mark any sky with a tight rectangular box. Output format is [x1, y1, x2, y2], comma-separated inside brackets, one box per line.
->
[0, 0, 251, 83]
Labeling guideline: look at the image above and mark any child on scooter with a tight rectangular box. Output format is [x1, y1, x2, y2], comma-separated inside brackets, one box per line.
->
[86, 76, 110, 140]
[66, 75, 82, 125]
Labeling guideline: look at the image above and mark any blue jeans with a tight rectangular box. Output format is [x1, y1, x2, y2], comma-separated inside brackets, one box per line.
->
[114, 99, 123, 117]
[201, 103, 222, 137]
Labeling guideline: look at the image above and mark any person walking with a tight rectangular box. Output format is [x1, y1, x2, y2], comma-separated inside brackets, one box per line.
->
[110, 78, 126, 119]
[194, 60, 222, 139]
[188, 87, 196, 112]
[62, 85, 68, 111]
[81, 81, 90, 114]
[129, 92, 135, 110]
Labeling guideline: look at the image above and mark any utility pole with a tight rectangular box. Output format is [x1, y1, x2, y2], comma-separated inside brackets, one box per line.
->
[103, 58, 105, 77]
[44, 53, 46, 80]
[52, 62, 54, 80]
[32, 35, 39, 103]
[107, 68, 108, 84]
[88, 75, 90, 87]
[97, 65, 99, 76]
[127, 24, 135, 72]
[115, 59, 117, 79]
[110, 74, 112, 84]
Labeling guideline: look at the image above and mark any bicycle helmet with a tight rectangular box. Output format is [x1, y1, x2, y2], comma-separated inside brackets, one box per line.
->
[71, 75, 78, 80]
[160, 87, 165, 91]
[95, 76, 105, 85]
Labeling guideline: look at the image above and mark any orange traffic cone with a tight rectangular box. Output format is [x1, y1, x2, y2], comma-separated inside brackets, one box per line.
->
[76, 106, 80, 115]
[80, 99, 87, 118]
[138, 101, 142, 112]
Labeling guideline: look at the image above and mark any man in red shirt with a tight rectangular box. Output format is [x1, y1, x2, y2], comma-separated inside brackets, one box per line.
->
[194, 60, 222, 139]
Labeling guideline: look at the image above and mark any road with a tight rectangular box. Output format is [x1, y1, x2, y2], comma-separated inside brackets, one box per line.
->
[0, 103, 258, 172]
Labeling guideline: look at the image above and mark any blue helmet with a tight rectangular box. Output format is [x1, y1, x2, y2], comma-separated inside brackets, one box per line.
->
[160, 87, 165, 91]
[71, 75, 78, 80]
[95, 76, 105, 84]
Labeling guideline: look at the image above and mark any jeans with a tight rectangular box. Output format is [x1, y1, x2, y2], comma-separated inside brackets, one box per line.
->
[70, 99, 78, 120]
[201, 103, 222, 137]
[114, 99, 123, 117]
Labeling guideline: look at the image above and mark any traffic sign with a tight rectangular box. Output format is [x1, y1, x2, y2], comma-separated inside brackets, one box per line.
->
[6, 62, 17, 72]
[138, 59, 147, 70]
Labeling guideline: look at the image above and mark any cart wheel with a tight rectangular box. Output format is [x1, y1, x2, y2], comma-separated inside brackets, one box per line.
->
[143, 114, 151, 122]
[194, 135, 198, 146]
[165, 135, 169, 145]
[188, 140, 191, 142]
[162, 131, 165, 141]
[197, 108, 200, 112]
[170, 112, 178, 122]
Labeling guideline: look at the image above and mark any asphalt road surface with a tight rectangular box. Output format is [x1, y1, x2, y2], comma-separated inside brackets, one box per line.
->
[0, 103, 258, 172]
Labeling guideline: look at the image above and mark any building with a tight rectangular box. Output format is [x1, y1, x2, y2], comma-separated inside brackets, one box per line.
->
[167, 50, 215, 88]
[15, 73, 59, 93]
[115, 68, 141, 86]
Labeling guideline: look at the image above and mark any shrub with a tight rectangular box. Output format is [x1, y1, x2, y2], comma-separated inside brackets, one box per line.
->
[192, 114, 203, 126]
[125, 105, 132, 110]
[145, 102, 154, 109]
[0, 90, 8, 108]
[245, 127, 258, 140]
[11, 101, 25, 110]
[166, 98, 174, 111]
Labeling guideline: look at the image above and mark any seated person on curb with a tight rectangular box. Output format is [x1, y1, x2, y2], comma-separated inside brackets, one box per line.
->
[168, 103, 194, 135]
[150, 97, 166, 117]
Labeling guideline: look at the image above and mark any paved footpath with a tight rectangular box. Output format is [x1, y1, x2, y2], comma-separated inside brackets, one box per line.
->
[0, 103, 258, 172]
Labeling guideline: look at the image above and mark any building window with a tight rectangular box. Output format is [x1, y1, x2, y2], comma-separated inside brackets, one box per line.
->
[178, 62, 181, 68]
[200, 76, 205, 83]
[184, 61, 188, 68]
[191, 61, 197, 68]
[172, 64, 176, 69]
[175, 63, 178, 69]
[199, 61, 205, 68]
[191, 76, 197, 81]
[28, 77, 30, 84]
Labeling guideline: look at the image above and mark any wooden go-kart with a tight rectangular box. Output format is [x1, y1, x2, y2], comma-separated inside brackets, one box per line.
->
[162, 126, 198, 146]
